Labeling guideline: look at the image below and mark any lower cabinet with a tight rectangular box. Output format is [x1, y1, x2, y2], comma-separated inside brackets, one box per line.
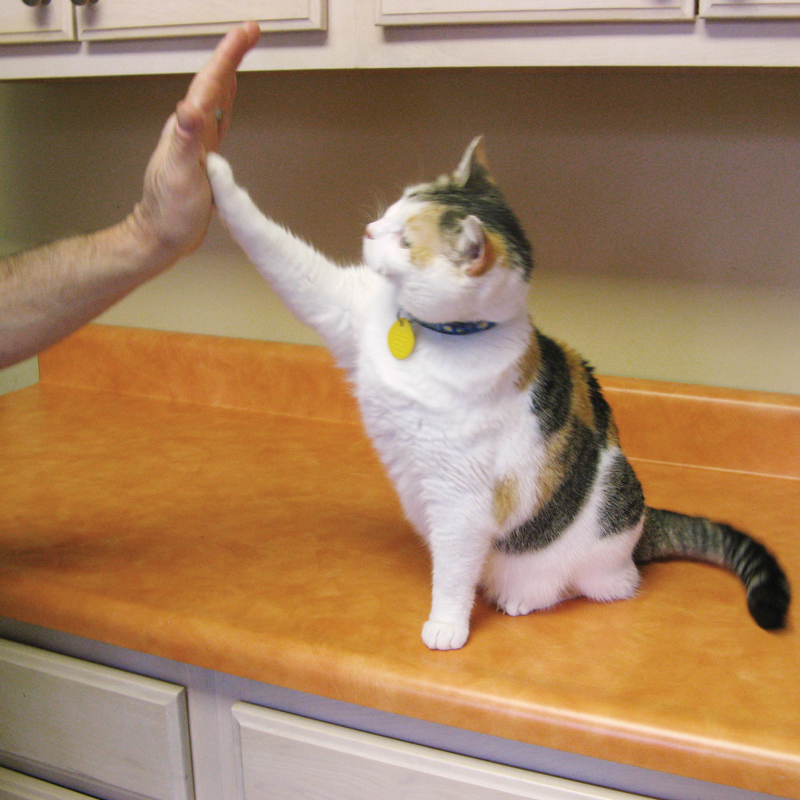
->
[0, 766, 98, 800]
[233, 703, 643, 800]
[0, 640, 193, 800]
[0, 637, 651, 800]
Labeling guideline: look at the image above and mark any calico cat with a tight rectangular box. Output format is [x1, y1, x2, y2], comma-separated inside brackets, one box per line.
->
[206, 139, 790, 650]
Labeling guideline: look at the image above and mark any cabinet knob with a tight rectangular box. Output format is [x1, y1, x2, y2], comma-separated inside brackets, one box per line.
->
[22, 0, 52, 6]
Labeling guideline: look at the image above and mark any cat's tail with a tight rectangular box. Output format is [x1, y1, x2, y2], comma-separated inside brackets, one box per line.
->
[634, 507, 791, 631]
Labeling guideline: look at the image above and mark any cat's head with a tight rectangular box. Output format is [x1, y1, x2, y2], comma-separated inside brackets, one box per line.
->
[363, 137, 533, 325]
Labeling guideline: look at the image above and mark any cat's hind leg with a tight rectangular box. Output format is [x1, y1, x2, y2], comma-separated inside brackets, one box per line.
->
[482, 549, 573, 616]
[572, 527, 641, 603]
[482, 520, 642, 614]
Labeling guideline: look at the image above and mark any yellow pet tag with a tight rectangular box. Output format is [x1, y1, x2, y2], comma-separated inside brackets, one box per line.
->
[388, 318, 416, 360]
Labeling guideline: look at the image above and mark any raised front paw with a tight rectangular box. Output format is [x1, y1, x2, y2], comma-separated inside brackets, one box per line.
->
[422, 620, 469, 651]
[206, 152, 234, 193]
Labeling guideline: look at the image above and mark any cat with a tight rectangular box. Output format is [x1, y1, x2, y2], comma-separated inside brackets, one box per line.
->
[206, 139, 791, 650]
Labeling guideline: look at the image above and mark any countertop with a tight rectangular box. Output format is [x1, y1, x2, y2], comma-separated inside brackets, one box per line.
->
[1, 324, 798, 798]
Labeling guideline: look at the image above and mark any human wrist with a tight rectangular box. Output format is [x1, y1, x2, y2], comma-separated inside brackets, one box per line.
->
[124, 202, 183, 277]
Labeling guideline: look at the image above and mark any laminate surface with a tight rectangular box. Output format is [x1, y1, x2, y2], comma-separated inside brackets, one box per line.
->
[0, 326, 797, 797]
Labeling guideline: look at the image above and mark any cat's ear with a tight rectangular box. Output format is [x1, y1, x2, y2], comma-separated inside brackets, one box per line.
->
[460, 215, 495, 277]
[453, 136, 493, 188]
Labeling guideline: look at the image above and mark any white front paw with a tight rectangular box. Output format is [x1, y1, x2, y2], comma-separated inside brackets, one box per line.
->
[206, 152, 233, 190]
[422, 620, 469, 651]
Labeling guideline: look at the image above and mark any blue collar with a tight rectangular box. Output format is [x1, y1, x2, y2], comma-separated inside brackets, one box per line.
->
[402, 312, 497, 336]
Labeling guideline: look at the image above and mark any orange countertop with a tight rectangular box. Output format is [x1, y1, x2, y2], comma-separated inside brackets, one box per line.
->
[1, 324, 798, 798]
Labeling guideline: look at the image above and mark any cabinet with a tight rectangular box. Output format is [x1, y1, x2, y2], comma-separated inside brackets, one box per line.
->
[700, 0, 800, 15]
[0, 1, 325, 43]
[5, 0, 800, 71]
[0, 634, 741, 800]
[233, 704, 645, 800]
[0, 640, 193, 800]
[0, 0, 345, 78]
[75, 0, 326, 40]
[4, 0, 800, 70]
[375, 0, 694, 26]
[0, 767, 98, 800]
[0, 2, 74, 45]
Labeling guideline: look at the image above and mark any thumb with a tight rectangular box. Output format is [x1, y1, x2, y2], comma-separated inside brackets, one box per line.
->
[176, 98, 221, 155]
[145, 108, 202, 182]
[170, 100, 208, 166]
[175, 99, 203, 139]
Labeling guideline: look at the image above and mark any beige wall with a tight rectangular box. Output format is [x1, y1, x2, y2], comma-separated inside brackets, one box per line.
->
[2, 67, 800, 394]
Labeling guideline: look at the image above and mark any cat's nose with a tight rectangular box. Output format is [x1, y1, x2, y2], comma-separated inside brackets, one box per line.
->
[364, 224, 376, 240]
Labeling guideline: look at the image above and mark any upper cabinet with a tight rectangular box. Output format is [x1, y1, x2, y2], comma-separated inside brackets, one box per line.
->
[4, 0, 800, 72]
[0, 1, 74, 45]
[0, 0, 346, 78]
[355, 0, 800, 68]
[700, 0, 800, 16]
[375, 0, 693, 25]
[76, 0, 326, 40]
[0, 0, 325, 45]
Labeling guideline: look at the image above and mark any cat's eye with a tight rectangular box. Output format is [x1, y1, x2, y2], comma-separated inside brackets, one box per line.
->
[400, 234, 412, 249]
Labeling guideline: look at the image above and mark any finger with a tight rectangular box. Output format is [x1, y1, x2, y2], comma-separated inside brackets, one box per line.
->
[215, 72, 236, 141]
[208, 21, 259, 84]
[185, 21, 259, 116]
[178, 22, 259, 152]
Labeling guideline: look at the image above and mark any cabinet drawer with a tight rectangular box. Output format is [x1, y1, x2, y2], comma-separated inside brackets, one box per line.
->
[699, 0, 800, 15]
[375, 0, 694, 24]
[0, 766, 97, 800]
[0, 640, 192, 800]
[233, 703, 645, 800]
[0, 2, 74, 45]
[76, 0, 326, 40]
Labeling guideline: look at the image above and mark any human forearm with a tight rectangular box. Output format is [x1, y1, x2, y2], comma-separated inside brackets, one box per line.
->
[0, 212, 176, 368]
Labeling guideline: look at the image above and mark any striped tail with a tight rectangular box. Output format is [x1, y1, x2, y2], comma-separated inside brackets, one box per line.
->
[634, 507, 791, 631]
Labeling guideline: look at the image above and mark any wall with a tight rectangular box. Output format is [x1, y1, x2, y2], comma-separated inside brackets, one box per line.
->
[1, 67, 799, 394]
[0, 82, 37, 393]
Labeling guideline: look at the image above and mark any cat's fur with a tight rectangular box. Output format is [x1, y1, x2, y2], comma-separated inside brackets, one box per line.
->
[207, 139, 790, 650]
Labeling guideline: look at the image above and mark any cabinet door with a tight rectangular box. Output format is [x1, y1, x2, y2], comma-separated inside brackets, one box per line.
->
[76, 0, 326, 40]
[0, 767, 97, 800]
[233, 703, 647, 800]
[375, 0, 693, 23]
[700, 0, 800, 16]
[0, 639, 193, 800]
[0, 1, 74, 45]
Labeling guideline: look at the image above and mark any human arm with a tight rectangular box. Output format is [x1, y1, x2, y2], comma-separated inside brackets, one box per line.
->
[0, 21, 260, 369]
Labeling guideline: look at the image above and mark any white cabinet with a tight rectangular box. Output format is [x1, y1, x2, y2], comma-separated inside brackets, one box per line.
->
[233, 703, 646, 800]
[5, 0, 800, 70]
[0, 0, 345, 78]
[0, 637, 650, 800]
[0, 767, 98, 800]
[0, 1, 325, 46]
[75, 0, 326, 40]
[375, 0, 693, 25]
[0, 631, 776, 800]
[0, 640, 193, 800]
[699, 0, 800, 15]
[0, 1, 74, 45]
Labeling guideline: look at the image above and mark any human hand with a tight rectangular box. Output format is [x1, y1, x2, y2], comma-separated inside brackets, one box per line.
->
[132, 21, 260, 265]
